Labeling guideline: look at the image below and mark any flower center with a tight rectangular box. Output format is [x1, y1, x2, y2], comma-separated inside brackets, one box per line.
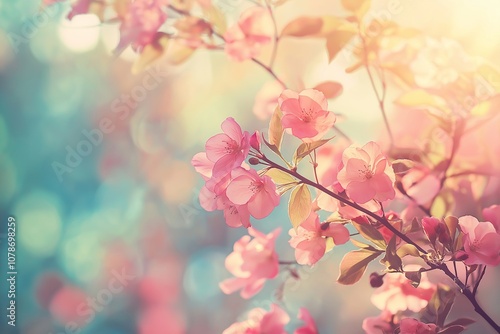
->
[358, 164, 374, 179]
[223, 139, 239, 154]
[248, 181, 263, 194]
[301, 107, 315, 122]
[470, 239, 482, 251]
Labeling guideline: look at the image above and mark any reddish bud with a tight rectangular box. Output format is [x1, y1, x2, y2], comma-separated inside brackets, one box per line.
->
[250, 131, 261, 151]
[248, 157, 260, 165]
[369, 272, 385, 288]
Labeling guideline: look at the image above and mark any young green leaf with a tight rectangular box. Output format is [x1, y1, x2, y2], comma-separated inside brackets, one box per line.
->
[264, 168, 297, 185]
[288, 184, 312, 229]
[293, 137, 333, 165]
[268, 106, 284, 150]
[337, 248, 383, 285]
[352, 221, 387, 250]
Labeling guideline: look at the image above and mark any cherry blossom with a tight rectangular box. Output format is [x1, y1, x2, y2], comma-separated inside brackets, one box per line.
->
[224, 7, 274, 61]
[253, 80, 285, 120]
[295, 308, 319, 334]
[421, 217, 451, 246]
[483, 205, 500, 232]
[205, 117, 250, 177]
[118, 0, 169, 49]
[289, 211, 350, 265]
[399, 318, 437, 334]
[223, 304, 290, 334]
[337, 141, 396, 204]
[191, 152, 213, 180]
[226, 167, 280, 219]
[219, 227, 281, 299]
[279, 89, 336, 142]
[371, 270, 436, 314]
[457, 215, 500, 266]
[362, 311, 393, 334]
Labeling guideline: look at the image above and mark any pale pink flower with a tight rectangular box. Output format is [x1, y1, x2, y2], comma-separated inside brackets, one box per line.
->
[483, 205, 500, 233]
[400, 167, 440, 205]
[224, 7, 273, 61]
[226, 167, 280, 219]
[458, 215, 500, 266]
[295, 308, 319, 334]
[223, 304, 290, 334]
[279, 89, 336, 142]
[371, 270, 436, 314]
[219, 227, 281, 299]
[191, 152, 213, 180]
[421, 217, 451, 246]
[205, 117, 250, 177]
[118, 0, 169, 49]
[198, 172, 251, 228]
[253, 80, 285, 120]
[337, 142, 396, 204]
[362, 311, 393, 334]
[289, 211, 349, 265]
[399, 318, 437, 334]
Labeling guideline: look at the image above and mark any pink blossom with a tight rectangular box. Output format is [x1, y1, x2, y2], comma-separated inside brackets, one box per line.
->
[295, 308, 319, 334]
[337, 142, 396, 204]
[362, 311, 393, 334]
[421, 217, 451, 246]
[483, 205, 500, 233]
[289, 211, 350, 265]
[253, 80, 285, 120]
[371, 270, 436, 314]
[198, 172, 251, 228]
[118, 0, 169, 49]
[224, 7, 273, 61]
[219, 227, 281, 299]
[399, 318, 438, 334]
[223, 304, 290, 334]
[226, 167, 280, 219]
[458, 215, 500, 266]
[205, 117, 250, 177]
[279, 89, 336, 142]
[191, 152, 213, 180]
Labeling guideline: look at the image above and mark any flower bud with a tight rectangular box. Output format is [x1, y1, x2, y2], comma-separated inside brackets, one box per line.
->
[369, 272, 385, 288]
[250, 131, 261, 151]
[248, 157, 260, 165]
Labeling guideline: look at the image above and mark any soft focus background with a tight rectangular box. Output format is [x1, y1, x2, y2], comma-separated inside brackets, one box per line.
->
[1, 0, 500, 333]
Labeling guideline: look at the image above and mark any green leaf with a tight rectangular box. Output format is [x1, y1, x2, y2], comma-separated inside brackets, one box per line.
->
[395, 89, 449, 113]
[404, 270, 422, 288]
[380, 235, 402, 272]
[268, 106, 284, 150]
[326, 29, 356, 62]
[341, 0, 371, 19]
[396, 244, 420, 258]
[264, 168, 297, 185]
[437, 325, 466, 334]
[443, 318, 475, 328]
[293, 137, 333, 165]
[421, 285, 456, 327]
[288, 184, 312, 229]
[352, 222, 387, 250]
[350, 238, 380, 252]
[313, 81, 343, 99]
[337, 248, 383, 285]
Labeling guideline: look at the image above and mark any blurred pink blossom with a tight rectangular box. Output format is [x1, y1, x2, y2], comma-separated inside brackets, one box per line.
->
[295, 307, 319, 334]
[223, 304, 290, 334]
[458, 215, 500, 266]
[219, 227, 281, 298]
[399, 318, 438, 334]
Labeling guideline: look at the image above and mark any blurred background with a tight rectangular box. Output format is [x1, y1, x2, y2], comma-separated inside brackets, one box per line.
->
[1, 0, 500, 333]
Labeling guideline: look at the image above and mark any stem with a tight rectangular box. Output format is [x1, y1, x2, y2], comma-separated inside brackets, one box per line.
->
[251, 57, 287, 88]
[358, 24, 394, 146]
[260, 154, 428, 254]
[439, 264, 500, 332]
[279, 260, 297, 265]
[473, 266, 487, 297]
[260, 154, 500, 332]
[265, 0, 279, 68]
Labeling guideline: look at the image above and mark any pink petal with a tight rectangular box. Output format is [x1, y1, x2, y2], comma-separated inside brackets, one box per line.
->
[219, 277, 247, 295]
[247, 188, 278, 219]
[346, 181, 377, 204]
[299, 89, 328, 111]
[322, 223, 350, 245]
[281, 114, 319, 139]
[221, 117, 243, 143]
[191, 152, 213, 179]
[226, 175, 256, 205]
[295, 238, 326, 265]
[205, 133, 234, 162]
